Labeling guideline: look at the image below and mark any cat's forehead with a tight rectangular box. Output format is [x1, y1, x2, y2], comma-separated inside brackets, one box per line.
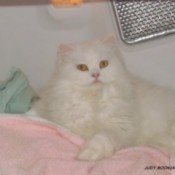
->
[71, 43, 109, 64]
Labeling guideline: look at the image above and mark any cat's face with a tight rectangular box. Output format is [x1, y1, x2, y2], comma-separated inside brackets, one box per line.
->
[57, 37, 126, 86]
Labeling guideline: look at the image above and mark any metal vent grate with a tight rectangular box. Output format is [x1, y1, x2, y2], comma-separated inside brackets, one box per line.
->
[111, 0, 175, 44]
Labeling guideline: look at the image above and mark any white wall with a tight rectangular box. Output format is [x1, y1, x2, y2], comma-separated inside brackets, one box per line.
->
[0, 0, 175, 90]
[0, 1, 104, 89]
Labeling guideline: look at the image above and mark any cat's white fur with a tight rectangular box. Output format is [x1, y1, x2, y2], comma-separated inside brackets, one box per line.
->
[35, 37, 175, 161]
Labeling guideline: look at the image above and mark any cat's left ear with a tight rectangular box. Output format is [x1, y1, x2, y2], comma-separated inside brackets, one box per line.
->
[102, 35, 116, 47]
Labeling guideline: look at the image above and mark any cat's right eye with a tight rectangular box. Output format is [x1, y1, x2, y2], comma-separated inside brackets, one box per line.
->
[77, 64, 89, 71]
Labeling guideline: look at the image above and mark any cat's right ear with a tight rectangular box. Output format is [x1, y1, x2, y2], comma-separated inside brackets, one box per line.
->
[57, 44, 73, 64]
[58, 44, 73, 54]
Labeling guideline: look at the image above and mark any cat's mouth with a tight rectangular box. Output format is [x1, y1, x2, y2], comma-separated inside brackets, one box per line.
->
[92, 78, 102, 84]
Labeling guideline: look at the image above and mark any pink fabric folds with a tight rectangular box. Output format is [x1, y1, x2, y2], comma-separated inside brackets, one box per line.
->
[0, 114, 173, 175]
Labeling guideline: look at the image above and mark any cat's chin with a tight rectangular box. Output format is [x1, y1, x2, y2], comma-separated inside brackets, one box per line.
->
[75, 82, 103, 87]
[77, 80, 103, 87]
[90, 80, 103, 87]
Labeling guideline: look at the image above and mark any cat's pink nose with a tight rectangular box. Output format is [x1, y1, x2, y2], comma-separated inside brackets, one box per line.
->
[92, 72, 100, 78]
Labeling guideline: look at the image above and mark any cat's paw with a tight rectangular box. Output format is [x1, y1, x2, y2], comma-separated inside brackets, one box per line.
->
[77, 134, 115, 161]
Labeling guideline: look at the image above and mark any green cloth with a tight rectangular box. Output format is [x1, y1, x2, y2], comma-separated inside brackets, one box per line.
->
[0, 68, 37, 113]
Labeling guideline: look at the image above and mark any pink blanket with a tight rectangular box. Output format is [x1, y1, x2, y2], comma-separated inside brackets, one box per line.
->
[0, 114, 174, 175]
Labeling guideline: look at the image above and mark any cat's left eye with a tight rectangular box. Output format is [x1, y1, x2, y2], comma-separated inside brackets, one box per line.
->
[99, 60, 109, 69]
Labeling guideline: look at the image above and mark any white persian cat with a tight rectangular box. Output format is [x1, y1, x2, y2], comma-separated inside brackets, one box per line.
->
[35, 36, 175, 161]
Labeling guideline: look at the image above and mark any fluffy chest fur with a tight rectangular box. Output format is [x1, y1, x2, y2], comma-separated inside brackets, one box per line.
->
[47, 82, 126, 138]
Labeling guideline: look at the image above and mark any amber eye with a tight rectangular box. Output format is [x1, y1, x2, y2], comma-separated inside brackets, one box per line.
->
[77, 64, 89, 71]
[99, 60, 109, 69]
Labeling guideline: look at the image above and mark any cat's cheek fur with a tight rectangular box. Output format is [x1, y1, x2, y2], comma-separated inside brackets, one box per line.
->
[63, 68, 93, 86]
